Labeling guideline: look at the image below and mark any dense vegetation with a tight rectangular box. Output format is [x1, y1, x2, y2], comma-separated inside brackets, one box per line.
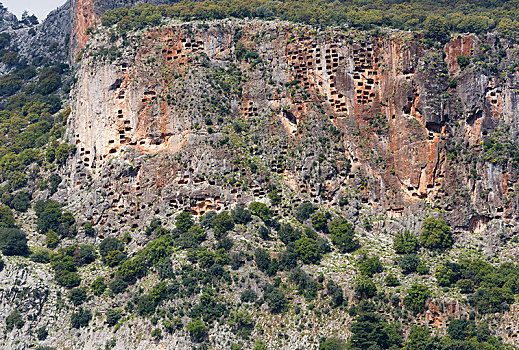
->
[102, 0, 519, 41]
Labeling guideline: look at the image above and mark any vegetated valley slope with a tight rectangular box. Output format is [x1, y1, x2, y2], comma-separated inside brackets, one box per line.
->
[1, 0, 519, 349]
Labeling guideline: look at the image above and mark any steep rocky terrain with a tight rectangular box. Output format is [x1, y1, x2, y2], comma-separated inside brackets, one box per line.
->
[1, 1, 519, 350]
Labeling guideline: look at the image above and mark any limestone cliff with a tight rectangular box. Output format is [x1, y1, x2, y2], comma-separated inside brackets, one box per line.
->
[64, 20, 519, 239]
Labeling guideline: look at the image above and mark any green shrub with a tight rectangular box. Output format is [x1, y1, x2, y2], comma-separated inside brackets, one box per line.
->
[68, 287, 88, 306]
[294, 235, 321, 264]
[106, 308, 122, 326]
[404, 284, 431, 314]
[419, 217, 453, 250]
[329, 219, 358, 253]
[393, 231, 418, 254]
[91, 276, 107, 296]
[71, 308, 92, 328]
[6, 310, 24, 331]
[358, 256, 383, 277]
[187, 318, 207, 342]
[295, 202, 315, 222]
[0, 227, 30, 256]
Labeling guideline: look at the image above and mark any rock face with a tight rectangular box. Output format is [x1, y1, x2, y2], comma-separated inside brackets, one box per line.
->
[62, 19, 519, 238]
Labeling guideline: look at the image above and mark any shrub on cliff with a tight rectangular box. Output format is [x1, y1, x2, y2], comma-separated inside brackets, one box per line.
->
[329, 218, 358, 253]
[0, 228, 30, 256]
[71, 308, 92, 328]
[187, 318, 207, 342]
[419, 217, 453, 250]
[68, 287, 87, 306]
[212, 211, 234, 238]
[404, 284, 431, 314]
[295, 202, 315, 222]
[6, 310, 24, 331]
[393, 230, 418, 254]
[294, 235, 321, 264]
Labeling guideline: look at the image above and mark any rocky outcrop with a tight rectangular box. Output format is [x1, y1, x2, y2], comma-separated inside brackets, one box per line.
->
[61, 20, 519, 240]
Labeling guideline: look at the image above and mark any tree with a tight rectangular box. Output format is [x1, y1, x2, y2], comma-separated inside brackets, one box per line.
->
[99, 237, 124, 262]
[187, 319, 207, 342]
[348, 311, 402, 349]
[212, 211, 235, 238]
[497, 18, 519, 41]
[83, 221, 95, 236]
[6, 310, 24, 331]
[0, 205, 16, 228]
[248, 202, 272, 222]
[327, 280, 344, 308]
[278, 223, 301, 244]
[404, 284, 430, 314]
[9, 190, 30, 212]
[231, 204, 251, 224]
[400, 254, 420, 275]
[419, 217, 453, 250]
[106, 309, 122, 326]
[0, 228, 30, 256]
[424, 15, 450, 42]
[354, 277, 377, 299]
[254, 248, 271, 272]
[447, 318, 474, 341]
[36, 326, 48, 340]
[358, 256, 383, 277]
[241, 288, 258, 303]
[91, 276, 106, 296]
[175, 211, 194, 233]
[329, 219, 358, 253]
[151, 327, 162, 338]
[264, 285, 288, 313]
[77, 244, 96, 265]
[311, 211, 329, 232]
[404, 326, 441, 350]
[319, 337, 346, 350]
[393, 231, 418, 254]
[71, 308, 92, 328]
[36, 201, 62, 233]
[295, 202, 315, 222]
[294, 235, 321, 264]
[68, 287, 87, 306]
[385, 274, 400, 287]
